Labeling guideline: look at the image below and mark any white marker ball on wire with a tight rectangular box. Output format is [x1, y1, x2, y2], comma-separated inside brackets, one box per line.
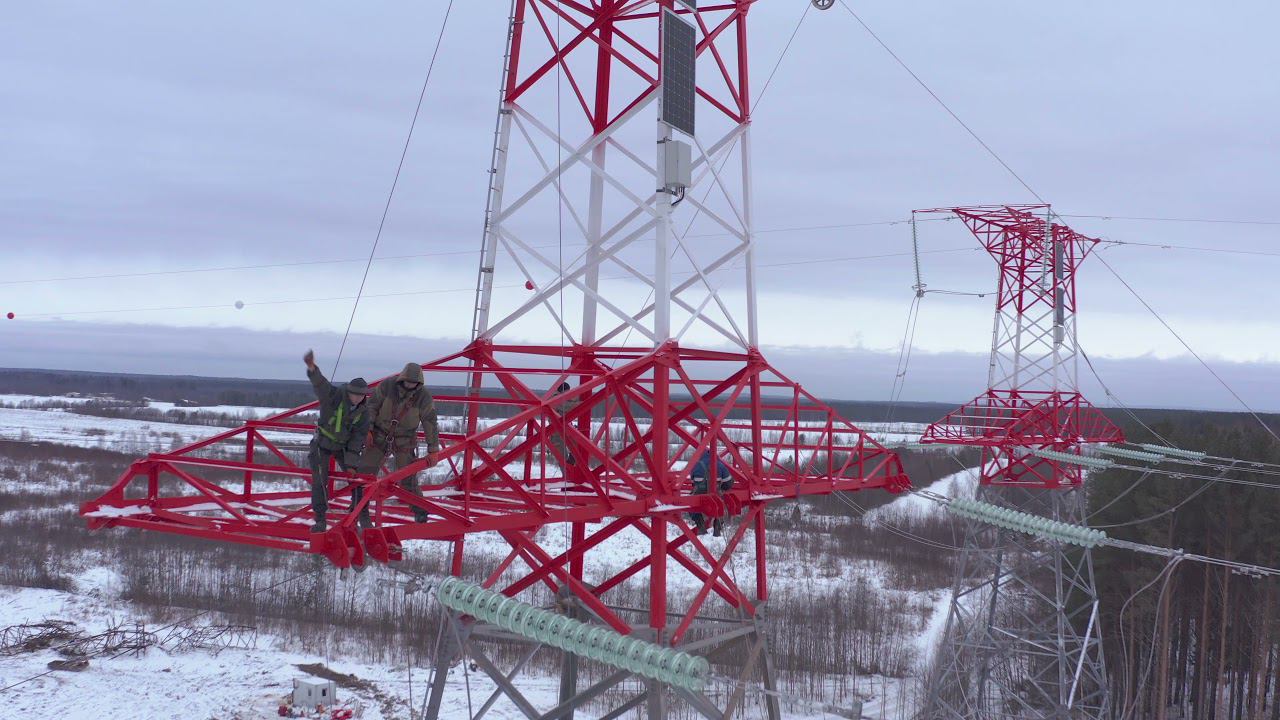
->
[234, 300, 245, 310]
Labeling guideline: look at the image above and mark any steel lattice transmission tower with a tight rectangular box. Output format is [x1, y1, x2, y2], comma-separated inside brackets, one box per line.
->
[82, 3, 910, 719]
[918, 205, 1123, 720]
[470, 0, 763, 350]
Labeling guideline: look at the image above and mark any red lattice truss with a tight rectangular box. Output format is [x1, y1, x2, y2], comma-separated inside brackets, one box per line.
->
[921, 389, 1123, 487]
[82, 342, 907, 636]
[506, 0, 754, 133]
[919, 206, 1123, 487]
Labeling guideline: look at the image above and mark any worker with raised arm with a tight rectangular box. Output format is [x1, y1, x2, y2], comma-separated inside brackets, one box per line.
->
[303, 349, 372, 533]
[354, 362, 440, 525]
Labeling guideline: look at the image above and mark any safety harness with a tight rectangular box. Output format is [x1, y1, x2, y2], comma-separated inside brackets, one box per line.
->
[377, 385, 420, 456]
[318, 399, 365, 445]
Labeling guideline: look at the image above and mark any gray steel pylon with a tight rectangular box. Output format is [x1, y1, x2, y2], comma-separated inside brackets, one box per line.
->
[922, 485, 1109, 719]
[421, 605, 784, 720]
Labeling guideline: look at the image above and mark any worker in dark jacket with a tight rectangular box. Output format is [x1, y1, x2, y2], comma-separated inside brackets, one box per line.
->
[354, 362, 440, 525]
[304, 349, 372, 533]
[688, 451, 732, 536]
[547, 381, 580, 467]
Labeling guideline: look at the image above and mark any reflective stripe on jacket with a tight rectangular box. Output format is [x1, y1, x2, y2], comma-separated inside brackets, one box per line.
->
[308, 366, 370, 453]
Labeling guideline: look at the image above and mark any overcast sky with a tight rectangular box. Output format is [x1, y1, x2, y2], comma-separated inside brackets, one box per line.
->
[2, 1, 1278, 411]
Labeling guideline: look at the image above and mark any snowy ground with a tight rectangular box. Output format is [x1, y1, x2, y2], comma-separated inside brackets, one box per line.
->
[864, 467, 978, 524]
[0, 578, 881, 720]
[0, 582, 524, 720]
[0, 395, 962, 718]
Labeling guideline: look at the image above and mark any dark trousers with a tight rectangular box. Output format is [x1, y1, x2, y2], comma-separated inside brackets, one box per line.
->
[688, 477, 733, 529]
[353, 444, 429, 522]
[308, 439, 354, 522]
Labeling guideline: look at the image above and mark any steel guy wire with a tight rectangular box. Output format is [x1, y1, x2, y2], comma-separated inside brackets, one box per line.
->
[1092, 251, 1280, 446]
[10, 215, 1279, 288]
[835, 491, 965, 552]
[1116, 557, 1182, 720]
[1108, 462, 1280, 491]
[1084, 467, 1158, 522]
[840, 0, 1280, 448]
[1085, 341, 1280, 473]
[914, 489, 1280, 577]
[332, 0, 456, 378]
[17, 247, 976, 320]
[2, 216, 952, 289]
[1064, 213, 1280, 226]
[1091, 480, 1216, 530]
[1079, 345, 1175, 447]
[837, 0, 1046, 205]
[885, 293, 922, 422]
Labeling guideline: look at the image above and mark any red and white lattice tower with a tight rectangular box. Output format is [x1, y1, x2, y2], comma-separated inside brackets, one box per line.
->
[919, 205, 1123, 720]
[82, 3, 909, 718]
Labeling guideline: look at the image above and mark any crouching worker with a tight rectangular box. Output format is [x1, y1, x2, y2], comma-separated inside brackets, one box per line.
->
[353, 362, 440, 526]
[688, 451, 733, 537]
[303, 349, 372, 533]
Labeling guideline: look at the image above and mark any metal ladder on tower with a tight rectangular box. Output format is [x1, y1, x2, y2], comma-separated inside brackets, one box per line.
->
[470, 3, 519, 343]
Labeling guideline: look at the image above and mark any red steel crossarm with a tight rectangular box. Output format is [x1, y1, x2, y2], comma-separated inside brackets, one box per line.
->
[589, 535, 673, 597]
[690, 9, 744, 111]
[662, 522, 753, 612]
[501, 530, 632, 633]
[81, 0, 911, 654]
[628, 516, 747, 602]
[536, 0, 660, 93]
[510, 540, 564, 595]
[671, 505, 757, 643]
[507, 4, 612, 104]
[251, 428, 301, 470]
[483, 546, 523, 588]
[502, 516, 632, 596]
[525, 1, 596, 123]
[607, 24, 658, 66]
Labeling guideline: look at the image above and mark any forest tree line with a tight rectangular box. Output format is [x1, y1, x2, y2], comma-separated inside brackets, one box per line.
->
[1091, 414, 1280, 720]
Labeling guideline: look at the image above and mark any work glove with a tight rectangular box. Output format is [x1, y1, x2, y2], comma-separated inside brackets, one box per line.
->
[342, 451, 363, 471]
[304, 349, 316, 370]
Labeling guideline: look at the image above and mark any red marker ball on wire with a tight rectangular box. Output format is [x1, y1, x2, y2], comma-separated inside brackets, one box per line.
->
[5, 312, 13, 320]
[524, 280, 535, 290]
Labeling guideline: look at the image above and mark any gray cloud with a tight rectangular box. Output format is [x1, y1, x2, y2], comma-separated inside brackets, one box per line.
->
[3, 321, 1278, 414]
[2, 2, 1277, 409]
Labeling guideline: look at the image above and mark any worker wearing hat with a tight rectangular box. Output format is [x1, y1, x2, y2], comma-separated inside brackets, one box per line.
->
[353, 361, 441, 526]
[304, 349, 373, 533]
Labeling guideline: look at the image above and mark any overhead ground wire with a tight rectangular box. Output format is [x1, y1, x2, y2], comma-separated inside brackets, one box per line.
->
[1092, 252, 1280, 446]
[9, 214, 1277, 289]
[332, 0, 455, 377]
[17, 247, 978, 320]
[837, 0, 1046, 204]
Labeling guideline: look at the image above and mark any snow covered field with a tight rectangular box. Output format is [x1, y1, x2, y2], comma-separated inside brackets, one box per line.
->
[0, 578, 903, 720]
[0, 582, 552, 720]
[0, 394, 965, 718]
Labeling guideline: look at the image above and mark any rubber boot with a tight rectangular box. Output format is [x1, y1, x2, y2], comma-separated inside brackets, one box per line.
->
[311, 515, 327, 533]
[712, 518, 723, 537]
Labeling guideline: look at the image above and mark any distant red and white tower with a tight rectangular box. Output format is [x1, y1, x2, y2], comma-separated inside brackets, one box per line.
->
[920, 205, 1121, 719]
